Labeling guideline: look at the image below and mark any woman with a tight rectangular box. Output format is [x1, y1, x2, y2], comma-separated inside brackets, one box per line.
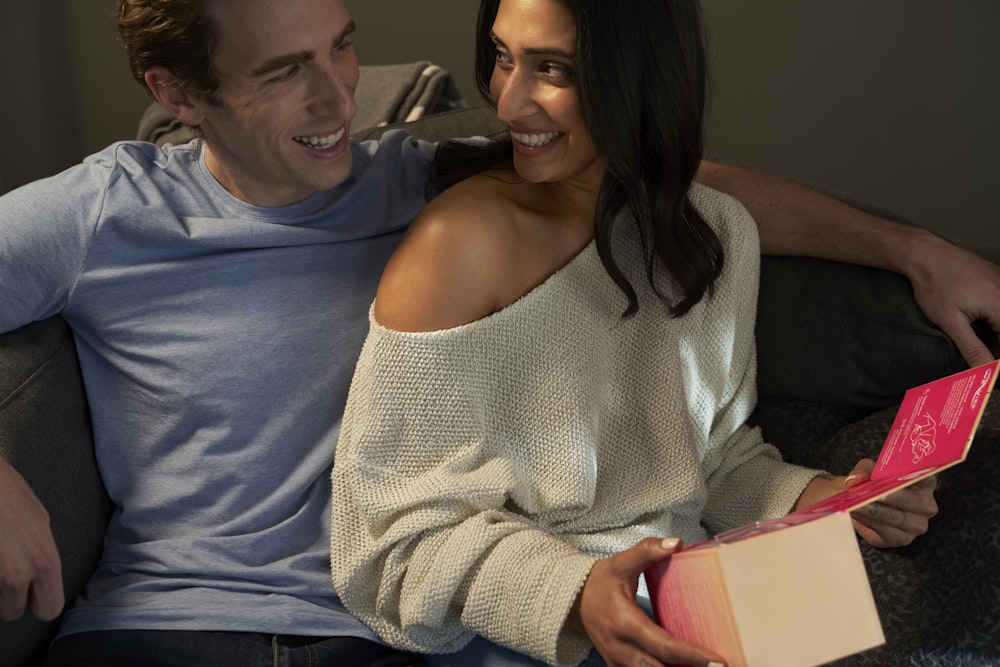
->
[331, 1, 938, 666]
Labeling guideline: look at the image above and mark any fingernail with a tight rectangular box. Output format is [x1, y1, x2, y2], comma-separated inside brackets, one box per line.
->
[846, 473, 862, 484]
[708, 662, 726, 667]
[661, 538, 680, 551]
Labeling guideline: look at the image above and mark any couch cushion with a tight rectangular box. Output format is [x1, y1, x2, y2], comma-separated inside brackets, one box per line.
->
[756, 256, 969, 413]
[0, 317, 111, 667]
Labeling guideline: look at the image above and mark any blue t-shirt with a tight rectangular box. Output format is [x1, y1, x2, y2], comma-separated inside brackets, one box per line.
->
[0, 132, 434, 640]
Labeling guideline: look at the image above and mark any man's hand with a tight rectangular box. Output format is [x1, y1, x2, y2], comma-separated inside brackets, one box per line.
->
[796, 459, 938, 548]
[0, 459, 64, 621]
[570, 538, 725, 667]
[842, 460, 939, 548]
[903, 231, 1000, 368]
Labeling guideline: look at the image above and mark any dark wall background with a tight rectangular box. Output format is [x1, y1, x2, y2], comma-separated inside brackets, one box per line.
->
[700, 1, 999, 261]
[1, 1, 995, 260]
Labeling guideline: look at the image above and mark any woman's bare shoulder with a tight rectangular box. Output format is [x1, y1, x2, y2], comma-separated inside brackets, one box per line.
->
[420, 171, 521, 234]
[374, 172, 523, 332]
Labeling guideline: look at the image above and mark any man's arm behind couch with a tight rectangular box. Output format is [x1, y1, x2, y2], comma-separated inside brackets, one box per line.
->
[697, 159, 1000, 368]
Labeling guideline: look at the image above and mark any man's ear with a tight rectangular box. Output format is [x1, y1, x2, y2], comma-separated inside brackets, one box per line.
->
[144, 66, 206, 127]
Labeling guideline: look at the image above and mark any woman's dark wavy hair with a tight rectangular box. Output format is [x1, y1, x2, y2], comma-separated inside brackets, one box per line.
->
[116, 0, 222, 104]
[435, 0, 723, 317]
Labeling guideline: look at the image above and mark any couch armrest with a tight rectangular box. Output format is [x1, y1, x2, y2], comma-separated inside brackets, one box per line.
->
[0, 317, 111, 667]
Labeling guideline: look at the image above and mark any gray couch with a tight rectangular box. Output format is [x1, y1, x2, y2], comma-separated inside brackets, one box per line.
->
[2, 64, 999, 666]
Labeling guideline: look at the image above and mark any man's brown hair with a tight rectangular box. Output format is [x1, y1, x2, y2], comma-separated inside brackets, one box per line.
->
[117, 0, 222, 103]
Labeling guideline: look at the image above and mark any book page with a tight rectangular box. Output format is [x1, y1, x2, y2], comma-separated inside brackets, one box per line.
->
[873, 360, 996, 477]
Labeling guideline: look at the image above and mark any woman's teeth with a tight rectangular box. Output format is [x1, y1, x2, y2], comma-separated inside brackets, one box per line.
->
[294, 129, 346, 149]
[511, 131, 563, 148]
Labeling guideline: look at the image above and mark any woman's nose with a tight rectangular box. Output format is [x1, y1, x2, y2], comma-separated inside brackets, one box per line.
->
[494, 70, 535, 123]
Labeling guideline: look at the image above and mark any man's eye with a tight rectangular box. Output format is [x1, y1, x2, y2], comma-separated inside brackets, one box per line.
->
[272, 65, 299, 82]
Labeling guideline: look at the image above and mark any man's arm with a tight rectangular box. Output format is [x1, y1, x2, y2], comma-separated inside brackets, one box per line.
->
[697, 160, 1000, 367]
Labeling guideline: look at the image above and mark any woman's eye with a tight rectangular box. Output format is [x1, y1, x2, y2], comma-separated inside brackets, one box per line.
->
[543, 63, 572, 80]
[494, 48, 513, 68]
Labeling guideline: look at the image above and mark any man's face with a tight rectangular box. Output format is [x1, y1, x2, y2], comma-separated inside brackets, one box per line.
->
[195, 0, 359, 207]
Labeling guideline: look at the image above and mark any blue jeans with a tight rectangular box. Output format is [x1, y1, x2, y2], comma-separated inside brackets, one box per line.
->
[425, 636, 606, 667]
[43, 631, 604, 667]
[43, 631, 428, 667]
[422, 596, 656, 667]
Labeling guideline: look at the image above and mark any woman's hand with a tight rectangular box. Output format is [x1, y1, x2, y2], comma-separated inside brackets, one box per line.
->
[569, 538, 725, 667]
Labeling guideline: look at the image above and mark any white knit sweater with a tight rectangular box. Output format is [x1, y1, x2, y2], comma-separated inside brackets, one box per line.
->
[331, 184, 820, 665]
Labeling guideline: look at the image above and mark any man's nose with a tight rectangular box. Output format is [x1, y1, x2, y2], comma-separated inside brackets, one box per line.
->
[309, 63, 358, 119]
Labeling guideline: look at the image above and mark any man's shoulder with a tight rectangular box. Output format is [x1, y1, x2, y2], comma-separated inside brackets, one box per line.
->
[1, 140, 202, 214]
[61, 140, 203, 198]
[346, 130, 435, 200]
[87, 139, 200, 171]
[352, 129, 436, 164]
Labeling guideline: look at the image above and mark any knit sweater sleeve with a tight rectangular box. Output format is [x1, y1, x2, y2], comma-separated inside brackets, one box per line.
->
[331, 312, 597, 666]
[686, 184, 822, 532]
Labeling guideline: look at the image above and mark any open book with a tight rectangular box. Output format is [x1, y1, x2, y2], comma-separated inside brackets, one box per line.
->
[644, 360, 999, 667]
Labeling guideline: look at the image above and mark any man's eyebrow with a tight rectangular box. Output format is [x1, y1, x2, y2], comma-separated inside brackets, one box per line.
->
[489, 30, 574, 59]
[250, 20, 358, 78]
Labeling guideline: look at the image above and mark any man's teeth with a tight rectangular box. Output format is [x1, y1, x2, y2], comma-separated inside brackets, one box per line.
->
[294, 129, 346, 149]
[511, 131, 563, 148]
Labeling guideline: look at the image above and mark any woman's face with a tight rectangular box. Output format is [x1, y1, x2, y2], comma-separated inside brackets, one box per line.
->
[488, 0, 603, 189]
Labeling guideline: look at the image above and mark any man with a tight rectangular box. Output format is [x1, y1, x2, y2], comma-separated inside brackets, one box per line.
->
[3, 1, 429, 665]
[0, 0, 996, 665]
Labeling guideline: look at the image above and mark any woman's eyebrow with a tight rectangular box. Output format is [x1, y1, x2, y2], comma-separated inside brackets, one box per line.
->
[489, 30, 574, 59]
